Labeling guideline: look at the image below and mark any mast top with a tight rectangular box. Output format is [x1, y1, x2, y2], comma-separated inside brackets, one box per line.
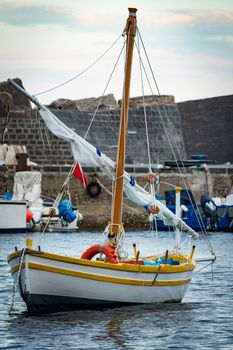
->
[128, 8, 137, 17]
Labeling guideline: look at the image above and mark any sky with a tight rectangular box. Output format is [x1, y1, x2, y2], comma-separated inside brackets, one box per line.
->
[0, 0, 232, 105]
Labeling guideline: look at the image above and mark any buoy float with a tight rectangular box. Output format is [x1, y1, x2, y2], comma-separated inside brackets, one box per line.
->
[81, 244, 119, 264]
[150, 205, 160, 215]
[26, 209, 33, 222]
[86, 181, 101, 198]
[146, 173, 156, 184]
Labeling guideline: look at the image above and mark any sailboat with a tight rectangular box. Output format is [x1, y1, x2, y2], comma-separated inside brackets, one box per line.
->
[7, 8, 215, 313]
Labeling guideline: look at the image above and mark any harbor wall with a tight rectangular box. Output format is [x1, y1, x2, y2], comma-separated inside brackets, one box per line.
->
[0, 104, 186, 166]
[0, 78, 232, 164]
[178, 94, 233, 163]
[1, 95, 233, 166]
[1, 167, 232, 229]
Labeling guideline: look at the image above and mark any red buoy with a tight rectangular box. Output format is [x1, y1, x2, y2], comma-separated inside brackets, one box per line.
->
[26, 209, 33, 222]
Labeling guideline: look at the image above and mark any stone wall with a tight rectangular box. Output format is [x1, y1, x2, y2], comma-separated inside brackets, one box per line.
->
[0, 77, 232, 165]
[178, 95, 233, 163]
[0, 103, 186, 166]
[1, 112, 72, 166]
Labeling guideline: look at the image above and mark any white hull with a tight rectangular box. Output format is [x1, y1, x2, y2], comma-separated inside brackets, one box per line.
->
[40, 208, 81, 232]
[8, 249, 195, 312]
[0, 200, 27, 233]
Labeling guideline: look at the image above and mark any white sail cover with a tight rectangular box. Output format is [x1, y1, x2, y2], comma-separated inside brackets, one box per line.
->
[38, 105, 198, 238]
[39, 107, 115, 178]
[13, 171, 41, 204]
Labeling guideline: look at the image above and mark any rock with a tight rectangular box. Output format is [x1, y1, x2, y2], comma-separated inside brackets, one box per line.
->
[48, 98, 78, 110]
[74, 94, 118, 111]
[118, 95, 175, 108]
[0, 78, 31, 116]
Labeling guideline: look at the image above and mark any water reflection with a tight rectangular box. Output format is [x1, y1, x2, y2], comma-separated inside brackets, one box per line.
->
[5, 303, 200, 349]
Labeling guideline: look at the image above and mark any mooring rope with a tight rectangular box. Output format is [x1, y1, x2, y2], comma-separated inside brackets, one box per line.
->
[9, 248, 26, 315]
[192, 260, 216, 276]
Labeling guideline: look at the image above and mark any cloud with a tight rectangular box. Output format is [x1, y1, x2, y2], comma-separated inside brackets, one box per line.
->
[1, 3, 232, 103]
[141, 9, 233, 61]
[0, 2, 121, 32]
[141, 9, 233, 39]
[0, 3, 78, 28]
[143, 9, 233, 29]
[208, 35, 233, 44]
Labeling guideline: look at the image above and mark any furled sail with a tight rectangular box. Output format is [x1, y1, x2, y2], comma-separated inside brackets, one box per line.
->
[39, 106, 198, 238]
[38, 107, 115, 179]
[124, 178, 198, 237]
[7, 79, 198, 238]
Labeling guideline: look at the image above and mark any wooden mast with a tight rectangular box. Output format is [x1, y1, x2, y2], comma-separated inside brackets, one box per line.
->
[111, 8, 137, 236]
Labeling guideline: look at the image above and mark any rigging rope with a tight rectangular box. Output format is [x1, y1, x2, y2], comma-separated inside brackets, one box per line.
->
[84, 38, 126, 140]
[34, 34, 126, 247]
[34, 34, 124, 96]
[192, 260, 215, 276]
[136, 28, 215, 255]
[35, 160, 77, 248]
[95, 177, 140, 213]
[136, 31, 152, 173]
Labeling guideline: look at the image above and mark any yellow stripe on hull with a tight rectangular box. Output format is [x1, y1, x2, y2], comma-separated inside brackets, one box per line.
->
[11, 261, 192, 287]
[8, 250, 195, 274]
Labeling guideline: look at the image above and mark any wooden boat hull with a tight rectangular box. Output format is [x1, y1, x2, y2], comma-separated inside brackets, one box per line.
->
[8, 249, 195, 313]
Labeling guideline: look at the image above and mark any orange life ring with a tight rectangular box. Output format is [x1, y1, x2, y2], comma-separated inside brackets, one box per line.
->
[81, 244, 119, 264]
[150, 205, 160, 214]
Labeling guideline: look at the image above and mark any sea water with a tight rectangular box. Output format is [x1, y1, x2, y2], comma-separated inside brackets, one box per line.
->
[0, 231, 233, 349]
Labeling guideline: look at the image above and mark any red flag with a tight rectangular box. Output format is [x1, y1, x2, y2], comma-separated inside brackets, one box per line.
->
[72, 162, 88, 188]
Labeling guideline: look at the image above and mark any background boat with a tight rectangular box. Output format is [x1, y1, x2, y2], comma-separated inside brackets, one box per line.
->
[154, 188, 233, 232]
[0, 199, 27, 233]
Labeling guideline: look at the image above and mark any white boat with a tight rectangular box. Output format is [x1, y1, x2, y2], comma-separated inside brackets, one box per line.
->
[8, 244, 195, 311]
[7, 8, 215, 313]
[0, 199, 27, 233]
[1, 169, 82, 233]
